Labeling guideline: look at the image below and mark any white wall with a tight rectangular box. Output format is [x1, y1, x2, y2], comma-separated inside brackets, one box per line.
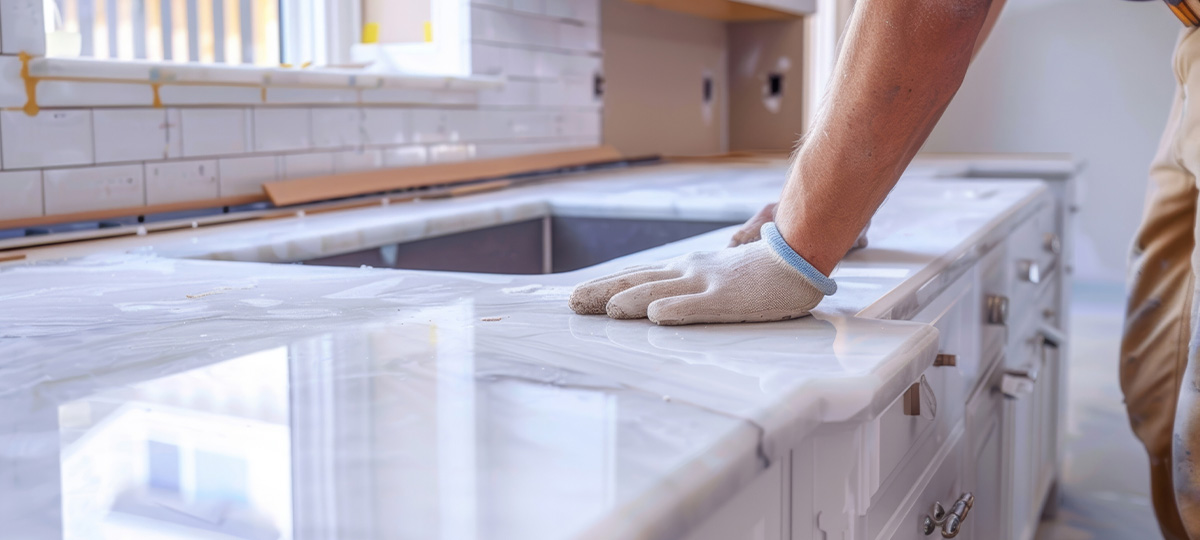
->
[924, 0, 1181, 283]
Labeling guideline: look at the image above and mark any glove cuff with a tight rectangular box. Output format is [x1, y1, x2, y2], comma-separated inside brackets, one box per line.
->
[761, 222, 838, 296]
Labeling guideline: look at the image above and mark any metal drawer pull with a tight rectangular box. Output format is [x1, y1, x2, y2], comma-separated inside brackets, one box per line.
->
[941, 492, 975, 538]
[1039, 324, 1066, 349]
[1001, 361, 1040, 399]
[985, 295, 1009, 325]
[1044, 233, 1062, 255]
[903, 375, 938, 420]
[1018, 259, 1041, 284]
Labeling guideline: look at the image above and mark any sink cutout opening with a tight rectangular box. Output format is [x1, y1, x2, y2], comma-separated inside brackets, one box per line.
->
[290, 217, 740, 274]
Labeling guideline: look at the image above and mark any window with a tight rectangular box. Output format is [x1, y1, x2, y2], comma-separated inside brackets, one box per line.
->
[42, 0, 472, 76]
[280, 0, 471, 76]
[44, 0, 281, 66]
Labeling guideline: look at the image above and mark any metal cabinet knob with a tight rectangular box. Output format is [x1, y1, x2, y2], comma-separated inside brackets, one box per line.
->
[986, 295, 1009, 325]
[922, 494, 973, 537]
[942, 492, 975, 538]
[1044, 233, 1062, 255]
[1018, 259, 1041, 284]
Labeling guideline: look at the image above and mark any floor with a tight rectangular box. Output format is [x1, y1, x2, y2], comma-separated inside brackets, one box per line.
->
[1034, 282, 1160, 539]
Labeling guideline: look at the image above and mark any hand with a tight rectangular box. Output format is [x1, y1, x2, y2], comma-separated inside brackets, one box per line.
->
[729, 203, 778, 247]
[730, 203, 871, 252]
[570, 223, 836, 326]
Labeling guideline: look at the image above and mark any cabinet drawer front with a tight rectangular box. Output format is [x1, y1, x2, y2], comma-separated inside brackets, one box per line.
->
[1004, 202, 1059, 323]
[869, 427, 966, 540]
[870, 271, 977, 498]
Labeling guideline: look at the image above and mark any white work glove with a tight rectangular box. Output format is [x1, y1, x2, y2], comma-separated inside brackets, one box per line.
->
[729, 202, 870, 251]
[569, 223, 837, 325]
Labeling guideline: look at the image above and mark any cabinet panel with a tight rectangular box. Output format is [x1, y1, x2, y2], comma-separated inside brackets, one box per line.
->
[964, 360, 1007, 540]
[686, 462, 784, 540]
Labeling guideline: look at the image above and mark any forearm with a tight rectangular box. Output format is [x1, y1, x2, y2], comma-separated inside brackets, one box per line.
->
[774, 0, 996, 275]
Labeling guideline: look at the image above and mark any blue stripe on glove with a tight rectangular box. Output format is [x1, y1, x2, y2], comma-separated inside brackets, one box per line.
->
[761, 222, 838, 296]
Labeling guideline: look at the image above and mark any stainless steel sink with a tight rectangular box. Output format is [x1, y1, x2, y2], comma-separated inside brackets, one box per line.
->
[296, 217, 740, 274]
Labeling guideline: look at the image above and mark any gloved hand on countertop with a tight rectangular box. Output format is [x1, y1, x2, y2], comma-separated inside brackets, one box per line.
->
[568, 222, 837, 326]
[729, 202, 870, 251]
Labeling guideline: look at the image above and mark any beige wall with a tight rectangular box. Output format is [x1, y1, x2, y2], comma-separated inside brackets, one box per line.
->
[601, 0, 728, 157]
[728, 19, 806, 151]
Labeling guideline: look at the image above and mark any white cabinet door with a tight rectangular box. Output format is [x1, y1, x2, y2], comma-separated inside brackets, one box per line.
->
[686, 463, 784, 540]
[962, 361, 1007, 540]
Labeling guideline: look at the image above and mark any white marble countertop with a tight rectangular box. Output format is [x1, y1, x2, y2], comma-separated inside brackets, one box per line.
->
[0, 159, 1055, 540]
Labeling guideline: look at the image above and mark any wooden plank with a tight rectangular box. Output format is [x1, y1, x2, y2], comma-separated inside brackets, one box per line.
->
[625, 0, 799, 21]
[0, 194, 268, 231]
[0, 195, 266, 230]
[263, 146, 624, 207]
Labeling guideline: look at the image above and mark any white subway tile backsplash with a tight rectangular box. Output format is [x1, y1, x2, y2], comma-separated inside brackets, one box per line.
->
[560, 111, 601, 138]
[145, 159, 219, 205]
[332, 149, 382, 173]
[283, 153, 335, 179]
[435, 91, 480, 106]
[218, 155, 278, 198]
[44, 164, 145, 215]
[37, 81, 155, 107]
[160, 85, 261, 106]
[267, 88, 359, 104]
[165, 109, 183, 159]
[360, 88, 439, 105]
[473, 8, 558, 48]
[181, 108, 249, 157]
[381, 146, 428, 168]
[0, 56, 26, 108]
[444, 109, 481, 142]
[2, 110, 94, 169]
[430, 144, 476, 164]
[93, 109, 168, 163]
[2, 4, 604, 222]
[479, 79, 538, 107]
[254, 108, 312, 152]
[1, 0, 46, 55]
[472, 43, 506, 76]
[361, 108, 411, 147]
[410, 109, 449, 144]
[558, 22, 599, 53]
[311, 108, 362, 149]
[0, 170, 42, 221]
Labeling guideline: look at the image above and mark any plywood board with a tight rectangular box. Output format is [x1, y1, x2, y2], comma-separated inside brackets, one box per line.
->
[0, 194, 267, 232]
[263, 146, 624, 207]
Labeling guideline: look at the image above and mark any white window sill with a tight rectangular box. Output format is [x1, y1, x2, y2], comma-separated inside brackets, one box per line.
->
[28, 57, 503, 92]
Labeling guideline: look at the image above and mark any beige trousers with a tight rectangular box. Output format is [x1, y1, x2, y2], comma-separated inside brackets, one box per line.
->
[1123, 28, 1200, 540]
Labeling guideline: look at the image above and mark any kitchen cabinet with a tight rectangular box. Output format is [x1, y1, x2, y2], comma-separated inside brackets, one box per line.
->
[686, 169, 1073, 539]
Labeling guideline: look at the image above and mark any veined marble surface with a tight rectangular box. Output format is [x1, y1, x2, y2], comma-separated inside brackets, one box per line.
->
[0, 160, 1055, 540]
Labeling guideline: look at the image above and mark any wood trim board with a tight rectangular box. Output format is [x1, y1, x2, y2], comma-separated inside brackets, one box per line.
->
[263, 146, 625, 207]
[0, 194, 268, 231]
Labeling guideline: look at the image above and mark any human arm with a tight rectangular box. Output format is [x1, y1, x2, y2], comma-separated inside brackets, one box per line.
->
[571, 0, 1001, 325]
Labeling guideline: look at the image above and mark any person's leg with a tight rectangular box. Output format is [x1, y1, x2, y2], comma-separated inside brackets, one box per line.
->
[1124, 95, 1195, 540]
[1123, 29, 1198, 540]
[1173, 27, 1200, 540]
